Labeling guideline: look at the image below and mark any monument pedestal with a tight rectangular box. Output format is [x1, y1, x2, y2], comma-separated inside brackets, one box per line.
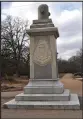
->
[3, 4, 80, 109]
[4, 79, 80, 109]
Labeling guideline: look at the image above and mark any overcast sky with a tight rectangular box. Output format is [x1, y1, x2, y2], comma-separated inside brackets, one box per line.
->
[1, 2, 82, 60]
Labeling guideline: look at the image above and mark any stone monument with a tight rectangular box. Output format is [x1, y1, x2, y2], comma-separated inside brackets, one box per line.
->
[4, 4, 80, 109]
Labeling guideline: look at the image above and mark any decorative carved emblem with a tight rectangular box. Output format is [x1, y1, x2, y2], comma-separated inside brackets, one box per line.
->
[33, 39, 51, 66]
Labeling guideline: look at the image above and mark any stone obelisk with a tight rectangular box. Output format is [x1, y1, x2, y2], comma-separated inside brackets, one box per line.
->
[4, 4, 80, 109]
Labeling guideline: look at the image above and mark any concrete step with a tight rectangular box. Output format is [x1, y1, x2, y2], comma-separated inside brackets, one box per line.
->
[3, 94, 80, 109]
[15, 89, 70, 101]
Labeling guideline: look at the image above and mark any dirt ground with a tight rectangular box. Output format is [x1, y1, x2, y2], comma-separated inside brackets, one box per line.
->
[61, 73, 82, 96]
[1, 78, 28, 92]
[1, 98, 82, 119]
[1, 73, 83, 119]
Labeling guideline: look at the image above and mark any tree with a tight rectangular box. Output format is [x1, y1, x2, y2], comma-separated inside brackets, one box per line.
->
[68, 49, 82, 73]
[1, 15, 30, 76]
[57, 58, 69, 73]
[57, 49, 82, 74]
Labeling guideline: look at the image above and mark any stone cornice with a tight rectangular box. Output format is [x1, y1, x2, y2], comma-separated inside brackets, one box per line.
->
[27, 27, 59, 38]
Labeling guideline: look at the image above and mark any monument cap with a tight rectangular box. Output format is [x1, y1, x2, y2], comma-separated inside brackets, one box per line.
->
[38, 4, 50, 20]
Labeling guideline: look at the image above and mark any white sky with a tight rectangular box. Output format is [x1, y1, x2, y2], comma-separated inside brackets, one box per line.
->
[1, 2, 82, 60]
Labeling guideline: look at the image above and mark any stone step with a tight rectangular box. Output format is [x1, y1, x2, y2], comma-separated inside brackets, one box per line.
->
[15, 89, 70, 101]
[3, 94, 80, 109]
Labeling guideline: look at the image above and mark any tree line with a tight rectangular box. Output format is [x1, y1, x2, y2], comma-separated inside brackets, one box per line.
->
[58, 49, 82, 73]
[1, 16, 82, 78]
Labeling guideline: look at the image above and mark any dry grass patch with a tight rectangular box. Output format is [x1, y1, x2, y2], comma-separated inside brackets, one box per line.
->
[1, 76, 29, 92]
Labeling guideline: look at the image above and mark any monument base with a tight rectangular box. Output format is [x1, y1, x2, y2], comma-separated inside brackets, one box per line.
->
[3, 79, 80, 109]
[3, 94, 80, 109]
[24, 79, 64, 94]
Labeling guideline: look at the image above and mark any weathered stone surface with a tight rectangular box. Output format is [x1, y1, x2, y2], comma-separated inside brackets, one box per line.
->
[34, 63, 52, 79]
